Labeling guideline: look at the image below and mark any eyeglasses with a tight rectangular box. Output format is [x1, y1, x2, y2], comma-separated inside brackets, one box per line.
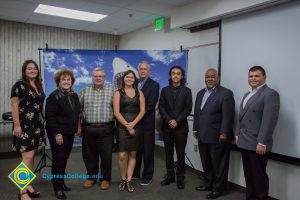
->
[93, 75, 106, 78]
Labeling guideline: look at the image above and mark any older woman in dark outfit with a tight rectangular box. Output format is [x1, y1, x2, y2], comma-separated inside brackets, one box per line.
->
[11, 60, 45, 200]
[45, 69, 81, 200]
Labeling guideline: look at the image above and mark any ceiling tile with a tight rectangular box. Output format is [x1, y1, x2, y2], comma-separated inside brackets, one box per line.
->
[126, 0, 171, 15]
[109, 8, 156, 22]
[0, 0, 196, 34]
[27, 13, 95, 27]
[87, 0, 139, 8]
[80, 2, 121, 15]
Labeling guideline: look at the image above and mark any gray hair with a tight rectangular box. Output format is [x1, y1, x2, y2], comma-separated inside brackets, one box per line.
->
[93, 67, 106, 75]
[138, 61, 151, 71]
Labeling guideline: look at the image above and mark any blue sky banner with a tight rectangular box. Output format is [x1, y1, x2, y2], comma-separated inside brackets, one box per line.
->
[42, 49, 187, 144]
[42, 49, 187, 97]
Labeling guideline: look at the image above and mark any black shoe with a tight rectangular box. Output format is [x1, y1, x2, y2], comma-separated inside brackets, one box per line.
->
[160, 176, 175, 186]
[195, 185, 212, 191]
[140, 178, 152, 186]
[61, 183, 71, 191]
[177, 181, 184, 189]
[27, 190, 40, 198]
[55, 190, 66, 200]
[27, 185, 40, 198]
[206, 191, 222, 199]
[177, 176, 184, 189]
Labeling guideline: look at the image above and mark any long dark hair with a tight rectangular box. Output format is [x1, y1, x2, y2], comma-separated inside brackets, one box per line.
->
[120, 70, 139, 95]
[168, 65, 186, 86]
[21, 60, 44, 94]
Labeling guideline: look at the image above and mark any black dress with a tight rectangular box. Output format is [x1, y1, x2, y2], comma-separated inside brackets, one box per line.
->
[11, 80, 46, 152]
[117, 89, 141, 152]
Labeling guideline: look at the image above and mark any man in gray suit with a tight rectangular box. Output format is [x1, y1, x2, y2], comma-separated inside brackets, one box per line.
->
[193, 68, 235, 199]
[237, 66, 280, 200]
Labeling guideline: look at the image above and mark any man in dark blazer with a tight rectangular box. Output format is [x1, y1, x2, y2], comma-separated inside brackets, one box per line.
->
[193, 68, 235, 199]
[133, 61, 159, 186]
[237, 66, 280, 200]
[158, 65, 192, 189]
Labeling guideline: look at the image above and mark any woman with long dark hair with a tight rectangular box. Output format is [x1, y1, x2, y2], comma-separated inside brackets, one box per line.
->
[113, 70, 145, 192]
[11, 60, 46, 200]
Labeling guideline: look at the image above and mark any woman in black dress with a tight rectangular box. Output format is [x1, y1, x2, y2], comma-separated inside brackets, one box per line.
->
[11, 60, 45, 200]
[113, 70, 145, 192]
[45, 69, 81, 200]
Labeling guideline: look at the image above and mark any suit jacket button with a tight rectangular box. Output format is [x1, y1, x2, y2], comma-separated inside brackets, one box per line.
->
[249, 120, 252, 122]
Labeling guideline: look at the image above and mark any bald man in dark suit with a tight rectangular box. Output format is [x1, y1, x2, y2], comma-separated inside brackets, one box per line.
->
[193, 68, 235, 199]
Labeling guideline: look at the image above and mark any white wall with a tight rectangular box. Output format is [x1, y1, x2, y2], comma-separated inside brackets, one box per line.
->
[120, 24, 218, 50]
[170, 0, 290, 28]
[119, 3, 300, 199]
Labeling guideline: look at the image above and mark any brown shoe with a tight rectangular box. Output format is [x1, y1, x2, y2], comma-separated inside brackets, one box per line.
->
[100, 180, 110, 190]
[83, 180, 95, 188]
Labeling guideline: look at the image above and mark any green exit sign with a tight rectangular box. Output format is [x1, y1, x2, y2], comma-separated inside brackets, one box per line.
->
[155, 17, 164, 31]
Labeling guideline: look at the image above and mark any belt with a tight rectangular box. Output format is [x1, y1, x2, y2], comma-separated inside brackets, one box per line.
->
[84, 121, 114, 128]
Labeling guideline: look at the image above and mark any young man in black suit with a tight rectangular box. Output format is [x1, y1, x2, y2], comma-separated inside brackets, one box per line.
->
[193, 68, 235, 199]
[133, 61, 159, 186]
[158, 66, 192, 189]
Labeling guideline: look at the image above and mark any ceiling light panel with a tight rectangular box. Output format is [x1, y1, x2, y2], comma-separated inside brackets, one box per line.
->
[34, 4, 107, 22]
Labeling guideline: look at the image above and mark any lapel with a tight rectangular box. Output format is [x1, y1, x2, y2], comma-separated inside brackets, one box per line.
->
[198, 90, 206, 110]
[201, 86, 219, 112]
[141, 78, 150, 93]
[239, 92, 250, 120]
[240, 85, 267, 120]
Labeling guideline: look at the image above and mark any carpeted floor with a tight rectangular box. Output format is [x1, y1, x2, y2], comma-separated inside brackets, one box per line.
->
[0, 146, 245, 200]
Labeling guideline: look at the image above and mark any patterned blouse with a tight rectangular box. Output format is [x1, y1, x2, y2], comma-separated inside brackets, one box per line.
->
[11, 80, 46, 152]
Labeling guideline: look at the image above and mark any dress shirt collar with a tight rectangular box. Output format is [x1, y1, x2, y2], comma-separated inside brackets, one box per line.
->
[93, 84, 105, 91]
[205, 85, 217, 92]
[248, 83, 266, 93]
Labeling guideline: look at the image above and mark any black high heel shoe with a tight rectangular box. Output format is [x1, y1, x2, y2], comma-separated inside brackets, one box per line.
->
[18, 192, 29, 200]
[27, 186, 40, 198]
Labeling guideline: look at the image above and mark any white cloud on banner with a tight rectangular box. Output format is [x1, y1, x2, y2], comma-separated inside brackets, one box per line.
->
[146, 50, 184, 65]
[44, 52, 57, 73]
[74, 76, 92, 85]
[80, 67, 89, 76]
[73, 54, 84, 63]
[73, 69, 78, 74]
[94, 57, 105, 67]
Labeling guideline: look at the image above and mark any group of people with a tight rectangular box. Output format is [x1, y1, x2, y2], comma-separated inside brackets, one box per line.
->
[11, 59, 279, 200]
[192, 66, 279, 200]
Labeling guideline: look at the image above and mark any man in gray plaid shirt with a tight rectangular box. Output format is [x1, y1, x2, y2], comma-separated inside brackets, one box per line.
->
[79, 67, 114, 190]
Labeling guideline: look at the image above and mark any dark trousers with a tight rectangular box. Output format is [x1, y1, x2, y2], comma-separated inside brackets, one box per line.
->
[133, 129, 155, 180]
[48, 134, 74, 191]
[162, 127, 187, 178]
[198, 141, 230, 192]
[241, 149, 269, 200]
[82, 124, 114, 181]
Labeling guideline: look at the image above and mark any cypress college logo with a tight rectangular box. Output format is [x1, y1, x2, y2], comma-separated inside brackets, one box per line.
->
[8, 162, 36, 190]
